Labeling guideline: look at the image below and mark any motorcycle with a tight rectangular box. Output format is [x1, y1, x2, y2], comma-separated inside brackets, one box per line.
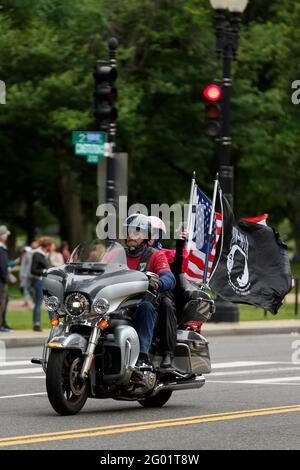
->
[32, 240, 214, 416]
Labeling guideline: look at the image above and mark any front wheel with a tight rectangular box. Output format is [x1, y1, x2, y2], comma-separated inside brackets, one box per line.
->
[46, 349, 88, 416]
[138, 390, 172, 408]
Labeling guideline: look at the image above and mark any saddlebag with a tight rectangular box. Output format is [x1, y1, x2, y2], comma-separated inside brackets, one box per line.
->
[173, 330, 211, 374]
[177, 274, 215, 325]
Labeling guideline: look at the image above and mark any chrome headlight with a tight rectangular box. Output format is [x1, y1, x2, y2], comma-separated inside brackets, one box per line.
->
[93, 298, 110, 315]
[65, 292, 90, 317]
[44, 296, 60, 313]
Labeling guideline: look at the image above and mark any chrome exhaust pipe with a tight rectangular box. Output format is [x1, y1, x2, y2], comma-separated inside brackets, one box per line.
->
[151, 375, 205, 396]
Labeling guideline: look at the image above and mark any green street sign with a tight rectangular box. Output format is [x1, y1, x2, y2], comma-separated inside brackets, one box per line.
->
[72, 131, 106, 145]
[86, 155, 101, 164]
[75, 143, 104, 156]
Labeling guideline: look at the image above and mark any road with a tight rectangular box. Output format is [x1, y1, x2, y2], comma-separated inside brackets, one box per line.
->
[0, 333, 300, 450]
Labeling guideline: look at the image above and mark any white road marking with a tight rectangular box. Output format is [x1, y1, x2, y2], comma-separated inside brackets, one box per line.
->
[17, 376, 44, 379]
[206, 380, 300, 386]
[0, 368, 42, 376]
[236, 376, 300, 384]
[210, 366, 300, 377]
[212, 361, 291, 369]
[0, 361, 33, 368]
[0, 392, 47, 399]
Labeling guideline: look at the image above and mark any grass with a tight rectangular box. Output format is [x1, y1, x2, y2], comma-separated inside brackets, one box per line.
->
[5, 303, 299, 331]
[6, 262, 300, 329]
[238, 303, 297, 321]
[6, 309, 51, 330]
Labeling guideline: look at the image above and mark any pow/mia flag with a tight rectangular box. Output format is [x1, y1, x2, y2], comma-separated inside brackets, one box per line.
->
[209, 196, 292, 314]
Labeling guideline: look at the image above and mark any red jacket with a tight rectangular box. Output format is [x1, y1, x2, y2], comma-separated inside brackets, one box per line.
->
[126, 249, 171, 275]
[161, 247, 189, 273]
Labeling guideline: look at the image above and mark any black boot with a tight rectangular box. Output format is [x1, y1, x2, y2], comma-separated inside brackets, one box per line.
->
[160, 352, 174, 369]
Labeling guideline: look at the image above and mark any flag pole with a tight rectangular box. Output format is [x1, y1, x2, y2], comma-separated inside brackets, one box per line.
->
[209, 182, 223, 285]
[186, 171, 196, 253]
[202, 173, 219, 290]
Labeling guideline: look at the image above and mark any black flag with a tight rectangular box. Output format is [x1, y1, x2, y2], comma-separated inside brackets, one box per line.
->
[209, 196, 292, 314]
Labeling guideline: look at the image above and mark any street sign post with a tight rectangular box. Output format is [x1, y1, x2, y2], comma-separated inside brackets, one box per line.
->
[86, 155, 101, 164]
[72, 131, 106, 145]
[75, 143, 104, 156]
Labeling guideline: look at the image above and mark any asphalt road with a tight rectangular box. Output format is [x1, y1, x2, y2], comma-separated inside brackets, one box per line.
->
[1, 333, 300, 450]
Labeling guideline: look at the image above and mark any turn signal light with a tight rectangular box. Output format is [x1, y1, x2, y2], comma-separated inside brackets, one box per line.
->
[99, 319, 109, 329]
[51, 318, 59, 327]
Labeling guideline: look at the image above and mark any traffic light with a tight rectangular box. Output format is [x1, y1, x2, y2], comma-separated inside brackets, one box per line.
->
[94, 60, 118, 127]
[203, 84, 222, 137]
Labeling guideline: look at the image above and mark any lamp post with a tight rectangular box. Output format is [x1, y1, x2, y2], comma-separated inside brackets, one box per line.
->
[209, 0, 248, 322]
[210, 0, 248, 207]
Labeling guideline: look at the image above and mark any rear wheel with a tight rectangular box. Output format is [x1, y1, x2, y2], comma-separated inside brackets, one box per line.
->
[46, 349, 88, 415]
[138, 390, 172, 408]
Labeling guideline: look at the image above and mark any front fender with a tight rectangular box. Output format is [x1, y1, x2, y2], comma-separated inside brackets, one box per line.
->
[47, 333, 88, 353]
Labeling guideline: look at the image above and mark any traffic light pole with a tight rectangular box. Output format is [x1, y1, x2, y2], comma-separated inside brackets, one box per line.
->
[94, 37, 118, 210]
[212, 12, 239, 323]
[106, 39, 118, 208]
[106, 123, 117, 207]
[219, 47, 234, 209]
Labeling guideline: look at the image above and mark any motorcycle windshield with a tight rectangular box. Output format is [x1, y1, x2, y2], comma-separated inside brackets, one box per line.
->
[68, 240, 127, 267]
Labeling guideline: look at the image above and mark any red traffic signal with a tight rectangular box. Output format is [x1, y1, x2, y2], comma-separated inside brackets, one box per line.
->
[203, 84, 222, 137]
[203, 84, 222, 101]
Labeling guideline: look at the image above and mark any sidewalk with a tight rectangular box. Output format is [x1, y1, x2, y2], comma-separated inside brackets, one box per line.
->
[1, 320, 300, 348]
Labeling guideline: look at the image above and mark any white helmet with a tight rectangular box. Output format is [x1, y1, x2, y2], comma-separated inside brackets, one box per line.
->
[148, 216, 167, 239]
[122, 213, 151, 238]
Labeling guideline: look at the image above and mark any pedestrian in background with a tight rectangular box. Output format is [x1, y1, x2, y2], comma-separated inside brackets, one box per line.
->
[31, 237, 54, 332]
[19, 246, 32, 308]
[0, 226, 11, 333]
[60, 241, 70, 263]
[49, 242, 64, 267]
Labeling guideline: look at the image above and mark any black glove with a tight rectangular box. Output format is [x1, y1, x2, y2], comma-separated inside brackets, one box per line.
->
[148, 279, 160, 293]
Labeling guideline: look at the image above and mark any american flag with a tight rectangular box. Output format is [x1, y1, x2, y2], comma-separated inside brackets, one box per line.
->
[185, 185, 222, 284]
[241, 214, 269, 226]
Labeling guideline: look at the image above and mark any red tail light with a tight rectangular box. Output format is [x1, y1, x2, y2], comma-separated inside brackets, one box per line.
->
[184, 321, 203, 334]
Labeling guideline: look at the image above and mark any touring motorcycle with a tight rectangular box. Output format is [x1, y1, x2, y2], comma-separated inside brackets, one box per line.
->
[32, 240, 214, 415]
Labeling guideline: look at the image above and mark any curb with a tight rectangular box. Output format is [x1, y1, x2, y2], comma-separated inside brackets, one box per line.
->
[0, 336, 49, 349]
[203, 325, 300, 337]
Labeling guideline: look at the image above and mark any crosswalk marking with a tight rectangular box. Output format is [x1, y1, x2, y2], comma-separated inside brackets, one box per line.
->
[0, 361, 33, 368]
[206, 380, 300, 386]
[210, 366, 300, 377]
[235, 376, 300, 384]
[212, 361, 285, 369]
[0, 392, 47, 399]
[0, 360, 299, 384]
[17, 376, 44, 379]
[0, 367, 41, 376]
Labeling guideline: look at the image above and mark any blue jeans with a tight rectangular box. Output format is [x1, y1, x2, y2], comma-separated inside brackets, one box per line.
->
[132, 301, 158, 355]
[32, 279, 43, 326]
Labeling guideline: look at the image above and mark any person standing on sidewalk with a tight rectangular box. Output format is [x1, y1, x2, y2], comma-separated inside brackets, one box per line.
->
[30, 237, 54, 332]
[60, 241, 70, 263]
[49, 243, 64, 267]
[0, 226, 11, 333]
[19, 246, 32, 308]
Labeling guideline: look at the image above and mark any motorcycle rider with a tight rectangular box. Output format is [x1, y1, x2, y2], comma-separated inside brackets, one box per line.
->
[147, 216, 178, 368]
[123, 214, 176, 370]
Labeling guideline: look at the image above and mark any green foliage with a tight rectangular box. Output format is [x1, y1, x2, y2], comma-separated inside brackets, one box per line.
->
[0, 0, 299, 249]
